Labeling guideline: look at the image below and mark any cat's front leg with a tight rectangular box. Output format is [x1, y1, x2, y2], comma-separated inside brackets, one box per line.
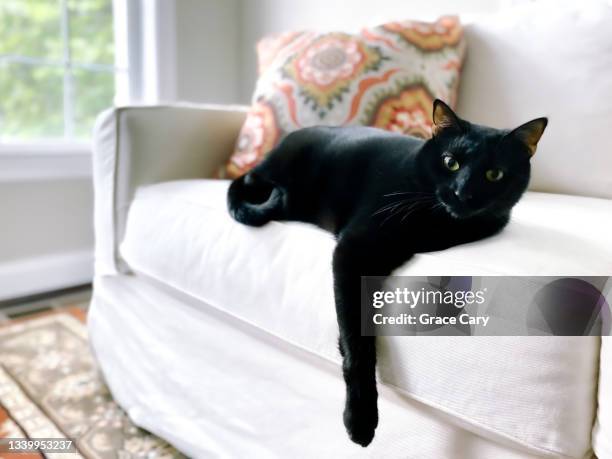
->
[332, 231, 400, 447]
[332, 242, 378, 446]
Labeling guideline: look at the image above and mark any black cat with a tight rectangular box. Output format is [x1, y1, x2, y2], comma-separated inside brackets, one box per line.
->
[227, 100, 547, 446]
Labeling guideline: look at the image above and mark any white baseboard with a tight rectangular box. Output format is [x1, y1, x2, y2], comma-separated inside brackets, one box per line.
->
[0, 250, 93, 301]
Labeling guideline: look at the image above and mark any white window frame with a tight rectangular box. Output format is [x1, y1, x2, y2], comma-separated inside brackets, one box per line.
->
[125, 0, 177, 104]
[0, 0, 177, 182]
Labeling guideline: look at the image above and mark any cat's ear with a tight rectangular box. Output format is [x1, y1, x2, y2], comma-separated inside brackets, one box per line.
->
[432, 99, 463, 136]
[506, 117, 548, 157]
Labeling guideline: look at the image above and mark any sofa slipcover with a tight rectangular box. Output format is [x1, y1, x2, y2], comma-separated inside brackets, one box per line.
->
[119, 179, 607, 458]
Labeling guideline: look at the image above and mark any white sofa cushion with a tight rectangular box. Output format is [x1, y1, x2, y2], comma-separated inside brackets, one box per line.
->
[458, 0, 612, 199]
[120, 180, 608, 458]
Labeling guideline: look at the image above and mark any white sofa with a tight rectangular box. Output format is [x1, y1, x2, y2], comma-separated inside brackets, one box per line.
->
[89, 4, 612, 458]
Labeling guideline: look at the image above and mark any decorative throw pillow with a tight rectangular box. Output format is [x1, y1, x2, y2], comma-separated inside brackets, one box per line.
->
[224, 16, 465, 178]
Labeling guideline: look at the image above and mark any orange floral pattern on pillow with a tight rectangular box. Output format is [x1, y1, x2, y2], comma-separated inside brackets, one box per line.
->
[382, 16, 463, 51]
[369, 85, 434, 138]
[224, 16, 465, 178]
[283, 33, 386, 112]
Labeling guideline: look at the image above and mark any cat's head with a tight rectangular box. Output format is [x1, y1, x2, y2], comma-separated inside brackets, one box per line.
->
[422, 99, 547, 219]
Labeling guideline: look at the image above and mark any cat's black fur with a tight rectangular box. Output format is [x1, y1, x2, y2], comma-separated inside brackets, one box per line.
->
[227, 100, 547, 446]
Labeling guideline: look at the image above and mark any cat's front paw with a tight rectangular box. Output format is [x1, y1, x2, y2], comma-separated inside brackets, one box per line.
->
[343, 395, 378, 447]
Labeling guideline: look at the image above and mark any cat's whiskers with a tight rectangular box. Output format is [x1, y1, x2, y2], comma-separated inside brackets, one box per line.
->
[430, 202, 445, 213]
[372, 191, 435, 218]
[376, 195, 438, 227]
[378, 201, 415, 226]
[384, 202, 413, 224]
[383, 191, 435, 197]
[399, 202, 426, 223]
[397, 198, 438, 224]
[372, 198, 413, 217]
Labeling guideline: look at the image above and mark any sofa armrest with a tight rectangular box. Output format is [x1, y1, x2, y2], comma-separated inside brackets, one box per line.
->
[92, 103, 247, 275]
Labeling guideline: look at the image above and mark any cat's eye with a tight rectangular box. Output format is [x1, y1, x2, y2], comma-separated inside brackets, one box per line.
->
[443, 155, 460, 172]
[486, 169, 504, 182]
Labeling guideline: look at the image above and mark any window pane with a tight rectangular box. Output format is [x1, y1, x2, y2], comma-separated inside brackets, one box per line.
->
[0, 63, 64, 139]
[0, 0, 62, 60]
[73, 69, 114, 138]
[68, 0, 114, 66]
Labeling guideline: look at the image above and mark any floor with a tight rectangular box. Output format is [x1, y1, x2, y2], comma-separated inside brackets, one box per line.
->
[0, 285, 185, 458]
[0, 285, 92, 323]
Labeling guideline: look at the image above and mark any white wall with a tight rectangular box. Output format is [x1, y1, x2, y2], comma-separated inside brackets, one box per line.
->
[174, 0, 242, 104]
[0, 180, 93, 261]
[0, 179, 94, 300]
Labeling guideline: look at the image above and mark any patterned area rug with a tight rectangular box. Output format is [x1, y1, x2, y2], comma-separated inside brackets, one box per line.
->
[0, 310, 185, 458]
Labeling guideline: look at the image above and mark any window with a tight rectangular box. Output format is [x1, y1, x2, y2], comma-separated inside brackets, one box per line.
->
[0, 0, 123, 141]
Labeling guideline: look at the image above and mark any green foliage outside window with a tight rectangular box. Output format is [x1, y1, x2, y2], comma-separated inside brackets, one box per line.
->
[0, 0, 115, 140]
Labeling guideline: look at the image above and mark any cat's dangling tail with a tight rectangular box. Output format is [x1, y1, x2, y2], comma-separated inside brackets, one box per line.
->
[227, 172, 285, 227]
